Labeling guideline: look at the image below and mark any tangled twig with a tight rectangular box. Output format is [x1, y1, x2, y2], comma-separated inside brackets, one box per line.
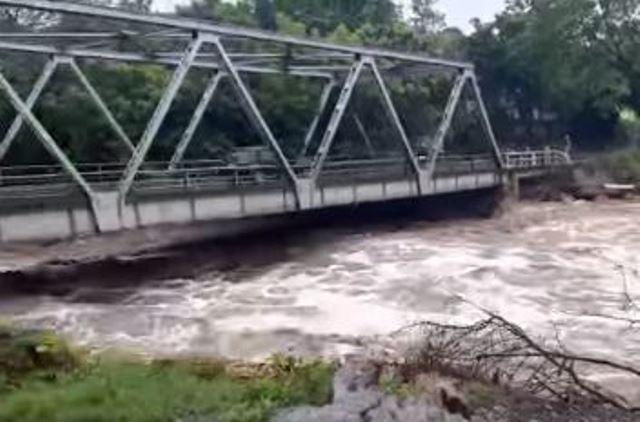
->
[395, 311, 640, 412]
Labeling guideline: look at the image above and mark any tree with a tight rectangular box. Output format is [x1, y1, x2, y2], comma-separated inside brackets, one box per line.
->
[255, 0, 278, 31]
[273, 0, 399, 35]
[411, 0, 444, 35]
[465, 0, 630, 150]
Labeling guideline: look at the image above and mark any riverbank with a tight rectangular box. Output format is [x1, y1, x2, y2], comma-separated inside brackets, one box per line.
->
[1, 325, 637, 422]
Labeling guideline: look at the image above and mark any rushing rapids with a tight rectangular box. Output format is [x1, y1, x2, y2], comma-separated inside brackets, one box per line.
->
[0, 200, 639, 393]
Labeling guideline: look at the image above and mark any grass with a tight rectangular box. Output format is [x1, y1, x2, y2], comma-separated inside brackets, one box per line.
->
[0, 325, 335, 422]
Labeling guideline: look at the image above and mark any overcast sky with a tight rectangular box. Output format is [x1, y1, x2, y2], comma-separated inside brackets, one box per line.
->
[436, 0, 506, 32]
[154, 0, 507, 33]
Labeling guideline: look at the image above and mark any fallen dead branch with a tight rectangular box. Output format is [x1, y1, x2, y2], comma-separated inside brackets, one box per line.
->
[395, 312, 640, 413]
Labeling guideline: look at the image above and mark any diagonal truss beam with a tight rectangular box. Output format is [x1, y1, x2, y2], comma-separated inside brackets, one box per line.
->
[209, 35, 299, 197]
[0, 55, 136, 163]
[299, 79, 335, 159]
[309, 56, 424, 189]
[0, 71, 97, 209]
[309, 57, 366, 182]
[66, 57, 135, 153]
[469, 72, 504, 169]
[426, 70, 469, 178]
[426, 70, 505, 177]
[0, 58, 58, 161]
[119, 35, 203, 199]
[353, 114, 375, 157]
[169, 71, 225, 169]
[367, 57, 422, 187]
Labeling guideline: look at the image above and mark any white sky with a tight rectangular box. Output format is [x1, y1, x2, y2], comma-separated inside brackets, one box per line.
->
[154, 0, 507, 33]
[435, 0, 506, 32]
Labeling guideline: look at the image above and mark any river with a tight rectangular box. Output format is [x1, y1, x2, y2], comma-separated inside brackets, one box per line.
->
[1, 200, 639, 392]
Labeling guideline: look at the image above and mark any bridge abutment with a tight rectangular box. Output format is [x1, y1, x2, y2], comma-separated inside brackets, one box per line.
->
[91, 191, 124, 233]
[504, 171, 521, 201]
[295, 179, 315, 210]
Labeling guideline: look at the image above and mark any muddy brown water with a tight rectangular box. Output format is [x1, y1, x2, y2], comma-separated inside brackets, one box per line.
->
[1, 199, 639, 399]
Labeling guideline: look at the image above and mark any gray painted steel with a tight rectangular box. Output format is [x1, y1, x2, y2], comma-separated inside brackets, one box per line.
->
[427, 71, 469, 178]
[0, 0, 473, 70]
[368, 57, 422, 190]
[0, 58, 58, 161]
[0, 0, 549, 245]
[300, 79, 336, 158]
[310, 59, 366, 182]
[0, 72, 99, 226]
[210, 35, 300, 200]
[67, 58, 136, 153]
[169, 72, 225, 169]
[119, 36, 203, 199]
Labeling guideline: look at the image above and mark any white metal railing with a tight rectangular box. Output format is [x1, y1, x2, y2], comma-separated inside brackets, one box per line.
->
[502, 148, 572, 170]
[0, 151, 572, 202]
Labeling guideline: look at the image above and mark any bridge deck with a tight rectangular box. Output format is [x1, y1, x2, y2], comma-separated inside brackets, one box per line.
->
[0, 150, 571, 243]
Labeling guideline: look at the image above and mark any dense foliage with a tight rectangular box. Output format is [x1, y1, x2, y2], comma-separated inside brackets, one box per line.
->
[1, 0, 640, 166]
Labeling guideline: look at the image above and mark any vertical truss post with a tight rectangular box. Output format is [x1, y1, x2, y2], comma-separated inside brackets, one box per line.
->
[469, 71, 504, 169]
[426, 70, 469, 179]
[209, 35, 300, 201]
[353, 114, 375, 157]
[299, 78, 335, 158]
[119, 34, 203, 199]
[169, 71, 224, 170]
[0, 57, 58, 161]
[310, 57, 365, 182]
[367, 57, 423, 190]
[0, 71, 98, 226]
[65, 57, 135, 153]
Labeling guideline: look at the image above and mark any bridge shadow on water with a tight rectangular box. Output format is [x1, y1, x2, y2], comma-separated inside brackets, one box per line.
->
[0, 187, 502, 304]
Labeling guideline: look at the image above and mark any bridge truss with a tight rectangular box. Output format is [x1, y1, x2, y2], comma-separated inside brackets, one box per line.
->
[0, 0, 505, 230]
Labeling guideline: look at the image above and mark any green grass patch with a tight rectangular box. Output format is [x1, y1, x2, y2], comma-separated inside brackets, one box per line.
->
[0, 326, 335, 422]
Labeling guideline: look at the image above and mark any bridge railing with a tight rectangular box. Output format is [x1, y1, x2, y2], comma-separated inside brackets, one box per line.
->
[502, 148, 572, 170]
[0, 151, 565, 201]
[0, 154, 499, 186]
[431, 154, 497, 175]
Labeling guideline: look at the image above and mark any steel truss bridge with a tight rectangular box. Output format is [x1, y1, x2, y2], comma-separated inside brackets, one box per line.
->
[0, 0, 571, 243]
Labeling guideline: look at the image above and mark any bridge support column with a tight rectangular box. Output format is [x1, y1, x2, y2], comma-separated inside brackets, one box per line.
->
[90, 191, 123, 233]
[418, 173, 431, 196]
[503, 171, 520, 203]
[296, 178, 315, 210]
